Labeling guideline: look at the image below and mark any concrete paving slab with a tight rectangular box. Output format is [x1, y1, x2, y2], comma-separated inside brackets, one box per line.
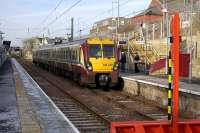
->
[12, 58, 80, 133]
[0, 59, 21, 133]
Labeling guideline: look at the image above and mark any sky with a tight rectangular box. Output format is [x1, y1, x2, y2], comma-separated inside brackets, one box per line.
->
[0, 0, 151, 46]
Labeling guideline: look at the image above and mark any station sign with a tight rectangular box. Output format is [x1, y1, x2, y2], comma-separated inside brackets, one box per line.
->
[118, 40, 127, 45]
[136, 40, 145, 45]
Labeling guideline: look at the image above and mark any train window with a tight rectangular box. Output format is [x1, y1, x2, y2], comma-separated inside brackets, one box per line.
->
[72, 50, 75, 61]
[61, 49, 64, 59]
[103, 45, 114, 58]
[64, 48, 66, 59]
[67, 49, 69, 60]
[75, 50, 77, 62]
[61, 49, 63, 59]
[89, 45, 102, 57]
[77, 49, 80, 63]
[58, 49, 61, 58]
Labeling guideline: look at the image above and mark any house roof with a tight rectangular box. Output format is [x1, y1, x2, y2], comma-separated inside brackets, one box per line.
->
[135, 0, 163, 17]
[135, 0, 199, 18]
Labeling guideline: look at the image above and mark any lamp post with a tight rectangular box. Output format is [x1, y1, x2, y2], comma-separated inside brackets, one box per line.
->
[112, 0, 120, 44]
[162, 0, 169, 75]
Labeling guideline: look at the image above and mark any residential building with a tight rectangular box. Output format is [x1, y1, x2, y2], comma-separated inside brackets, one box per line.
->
[22, 37, 64, 59]
[90, 17, 131, 37]
[22, 37, 43, 59]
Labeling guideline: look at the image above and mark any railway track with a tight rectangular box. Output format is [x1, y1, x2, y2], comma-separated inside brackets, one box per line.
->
[18, 60, 110, 133]
[18, 59, 170, 132]
[52, 97, 109, 133]
[90, 89, 168, 120]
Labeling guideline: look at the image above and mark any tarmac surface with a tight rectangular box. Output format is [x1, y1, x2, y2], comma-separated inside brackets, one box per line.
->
[0, 60, 21, 133]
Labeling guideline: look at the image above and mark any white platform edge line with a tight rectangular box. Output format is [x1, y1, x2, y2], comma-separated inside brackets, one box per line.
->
[122, 76, 200, 96]
[122, 77, 168, 88]
[12, 58, 80, 133]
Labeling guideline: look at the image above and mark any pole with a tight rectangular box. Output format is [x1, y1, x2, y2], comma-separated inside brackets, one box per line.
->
[112, 1, 114, 39]
[117, 0, 120, 29]
[172, 13, 180, 133]
[145, 27, 148, 74]
[42, 34, 44, 46]
[79, 29, 82, 39]
[70, 17, 74, 41]
[189, 0, 193, 83]
[115, 0, 120, 44]
[165, 0, 170, 75]
[167, 51, 172, 120]
[127, 33, 130, 71]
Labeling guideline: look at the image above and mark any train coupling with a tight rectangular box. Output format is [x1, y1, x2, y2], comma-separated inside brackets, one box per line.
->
[98, 74, 109, 86]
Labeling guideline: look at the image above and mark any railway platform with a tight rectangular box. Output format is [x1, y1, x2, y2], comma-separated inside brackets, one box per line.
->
[121, 73, 200, 96]
[0, 58, 79, 133]
[121, 72, 200, 117]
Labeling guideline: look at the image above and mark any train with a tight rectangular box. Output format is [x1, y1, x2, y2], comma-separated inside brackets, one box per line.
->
[33, 36, 120, 90]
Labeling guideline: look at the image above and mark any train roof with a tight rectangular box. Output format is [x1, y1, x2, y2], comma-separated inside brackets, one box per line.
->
[33, 38, 87, 51]
[33, 36, 114, 51]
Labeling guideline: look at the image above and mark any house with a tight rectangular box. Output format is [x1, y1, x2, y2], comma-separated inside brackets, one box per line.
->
[22, 37, 43, 59]
[90, 17, 131, 37]
[129, 0, 200, 41]
[22, 37, 65, 59]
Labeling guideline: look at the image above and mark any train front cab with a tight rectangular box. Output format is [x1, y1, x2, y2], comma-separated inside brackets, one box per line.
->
[85, 37, 119, 88]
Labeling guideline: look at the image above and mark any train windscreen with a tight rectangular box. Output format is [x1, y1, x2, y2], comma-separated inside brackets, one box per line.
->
[103, 45, 114, 58]
[89, 45, 102, 57]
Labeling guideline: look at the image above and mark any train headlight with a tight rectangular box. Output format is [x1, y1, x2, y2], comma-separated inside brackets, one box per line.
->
[86, 62, 93, 71]
[113, 63, 119, 71]
[87, 66, 92, 71]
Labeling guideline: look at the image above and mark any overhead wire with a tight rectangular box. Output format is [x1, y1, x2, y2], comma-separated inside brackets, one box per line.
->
[37, 0, 82, 36]
[37, 0, 65, 28]
[80, 0, 133, 24]
[75, 0, 134, 35]
[75, 2, 165, 36]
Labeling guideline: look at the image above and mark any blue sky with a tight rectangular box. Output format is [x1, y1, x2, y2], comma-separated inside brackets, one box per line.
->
[0, 0, 150, 46]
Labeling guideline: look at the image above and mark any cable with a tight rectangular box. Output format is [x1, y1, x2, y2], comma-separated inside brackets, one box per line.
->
[35, 0, 65, 29]
[75, 3, 166, 36]
[37, 0, 82, 36]
[80, 0, 133, 24]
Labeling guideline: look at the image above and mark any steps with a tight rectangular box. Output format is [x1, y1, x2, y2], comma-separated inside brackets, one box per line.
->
[125, 39, 167, 73]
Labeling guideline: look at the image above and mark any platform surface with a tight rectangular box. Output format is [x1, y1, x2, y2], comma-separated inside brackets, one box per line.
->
[121, 73, 200, 96]
[0, 58, 80, 133]
[0, 60, 21, 133]
[12, 58, 79, 133]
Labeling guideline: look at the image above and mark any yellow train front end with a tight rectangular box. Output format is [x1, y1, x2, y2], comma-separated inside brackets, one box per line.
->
[85, 36, 119, 88]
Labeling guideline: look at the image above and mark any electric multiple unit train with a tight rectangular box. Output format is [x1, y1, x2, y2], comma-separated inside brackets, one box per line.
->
[33, 36, 119, 89]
